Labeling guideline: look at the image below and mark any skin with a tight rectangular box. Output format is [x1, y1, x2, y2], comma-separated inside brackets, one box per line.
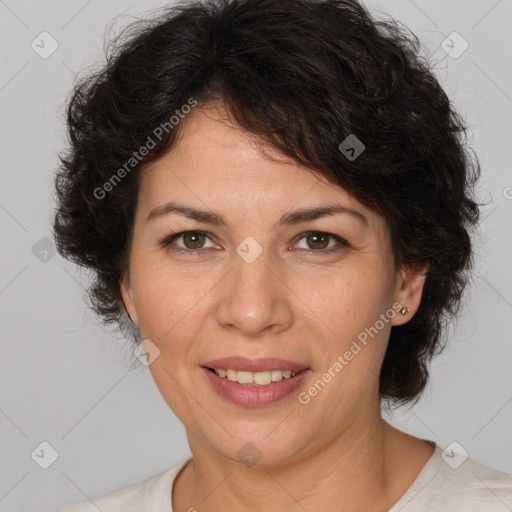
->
[121, 103, 434, 512]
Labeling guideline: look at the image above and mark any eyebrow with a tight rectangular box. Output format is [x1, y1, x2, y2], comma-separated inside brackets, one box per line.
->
[146, 201, 368, 228]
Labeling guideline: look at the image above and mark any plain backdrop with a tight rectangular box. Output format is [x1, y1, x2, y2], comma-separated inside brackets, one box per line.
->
[0, 1, 511, 511]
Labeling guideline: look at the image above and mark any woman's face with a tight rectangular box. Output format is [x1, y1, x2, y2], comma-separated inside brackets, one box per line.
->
[121, 105, 426, 465]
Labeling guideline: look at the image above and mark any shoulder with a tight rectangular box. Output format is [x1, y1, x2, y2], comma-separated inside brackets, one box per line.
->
[57, 457, 191, 512]
[437, 451, 512, 508]
[395, 443, 512, 511]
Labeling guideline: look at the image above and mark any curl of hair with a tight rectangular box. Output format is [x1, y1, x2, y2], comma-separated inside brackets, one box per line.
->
[54, 0, 480, 407]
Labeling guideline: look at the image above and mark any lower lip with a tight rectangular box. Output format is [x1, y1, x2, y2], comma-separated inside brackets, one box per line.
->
[202, 367, 311, 407]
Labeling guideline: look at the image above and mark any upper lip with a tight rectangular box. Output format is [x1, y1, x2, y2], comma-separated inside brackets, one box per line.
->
[202, 357, 309, 373]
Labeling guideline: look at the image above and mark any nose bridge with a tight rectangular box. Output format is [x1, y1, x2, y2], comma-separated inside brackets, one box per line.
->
[233, 241, 274, 294]
[215, 240, 293, 336]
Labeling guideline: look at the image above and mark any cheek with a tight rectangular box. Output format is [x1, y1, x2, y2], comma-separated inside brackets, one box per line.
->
[130, 259, 215, 345]
[298, 262, 391, 337]
[299, 264, 395, 393]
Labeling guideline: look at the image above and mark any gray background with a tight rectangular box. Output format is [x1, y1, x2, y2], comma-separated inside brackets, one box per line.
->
[0, 1, 511, 511]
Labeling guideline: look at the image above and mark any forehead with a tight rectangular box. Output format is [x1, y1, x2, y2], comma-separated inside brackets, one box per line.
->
[138, 105, 382, 232]
[143, 105, 321, 187]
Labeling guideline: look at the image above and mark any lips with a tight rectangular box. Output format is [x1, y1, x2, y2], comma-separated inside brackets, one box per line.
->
[201, 356, 308, 373]
[203, 367, 310, 407]
[201, 356, 311, 407]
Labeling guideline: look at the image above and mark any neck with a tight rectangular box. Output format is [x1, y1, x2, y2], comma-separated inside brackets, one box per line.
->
[174, 413, 418, 512]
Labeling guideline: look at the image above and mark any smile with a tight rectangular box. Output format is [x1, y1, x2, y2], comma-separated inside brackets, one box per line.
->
[202, 366, 310, 407]
[208, 368, 298, 385]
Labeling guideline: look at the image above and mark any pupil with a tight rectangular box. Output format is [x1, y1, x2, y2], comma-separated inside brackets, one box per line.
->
[185, 232, 204, 249]
[308, 232, 328, 250]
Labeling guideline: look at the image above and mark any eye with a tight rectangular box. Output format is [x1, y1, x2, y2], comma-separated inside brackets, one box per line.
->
[293, 231, 349, 252]
[162, 231, 218, 254]
[160, 230, 349, 256]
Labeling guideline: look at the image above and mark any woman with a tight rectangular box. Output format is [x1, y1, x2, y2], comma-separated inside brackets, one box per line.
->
[54, 0, 512, 510]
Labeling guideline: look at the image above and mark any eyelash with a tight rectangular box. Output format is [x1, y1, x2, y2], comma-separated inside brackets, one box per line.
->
[160, 230, 350, 256]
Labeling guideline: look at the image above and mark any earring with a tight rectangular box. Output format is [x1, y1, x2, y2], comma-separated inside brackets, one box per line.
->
[400, 306, 409, 315]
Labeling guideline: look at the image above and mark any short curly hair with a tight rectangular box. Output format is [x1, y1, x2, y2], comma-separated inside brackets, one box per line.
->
[53, 0, 480, 407]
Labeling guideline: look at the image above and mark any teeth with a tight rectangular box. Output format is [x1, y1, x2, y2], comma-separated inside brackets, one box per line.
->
[213, 368, 298, 385]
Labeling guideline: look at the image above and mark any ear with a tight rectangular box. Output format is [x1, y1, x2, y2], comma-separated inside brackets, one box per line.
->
[120, 272, 139, 325]
[391, 263, 428, 327]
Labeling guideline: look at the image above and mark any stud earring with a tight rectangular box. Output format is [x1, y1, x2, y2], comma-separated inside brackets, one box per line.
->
[400, 306, 409, 315]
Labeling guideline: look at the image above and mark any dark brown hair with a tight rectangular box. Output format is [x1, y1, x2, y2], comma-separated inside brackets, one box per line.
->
[53, 0, 480, 407]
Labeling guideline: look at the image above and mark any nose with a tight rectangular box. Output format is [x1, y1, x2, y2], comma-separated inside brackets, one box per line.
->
[215, 247, 294, 338]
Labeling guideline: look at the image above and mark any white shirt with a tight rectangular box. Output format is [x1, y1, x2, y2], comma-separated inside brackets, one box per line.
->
[58, 442, 512, 511]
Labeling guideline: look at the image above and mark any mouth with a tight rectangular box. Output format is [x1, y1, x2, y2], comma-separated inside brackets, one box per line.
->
[200, 357, 311, 407]
[204, 367, 303, 385]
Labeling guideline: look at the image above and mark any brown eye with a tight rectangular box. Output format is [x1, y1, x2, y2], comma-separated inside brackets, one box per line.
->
[305, 232, 330, 250]
[182, 231, 207, 249]
[162, 231, 217, 252]
[294, 231, 349, 252]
